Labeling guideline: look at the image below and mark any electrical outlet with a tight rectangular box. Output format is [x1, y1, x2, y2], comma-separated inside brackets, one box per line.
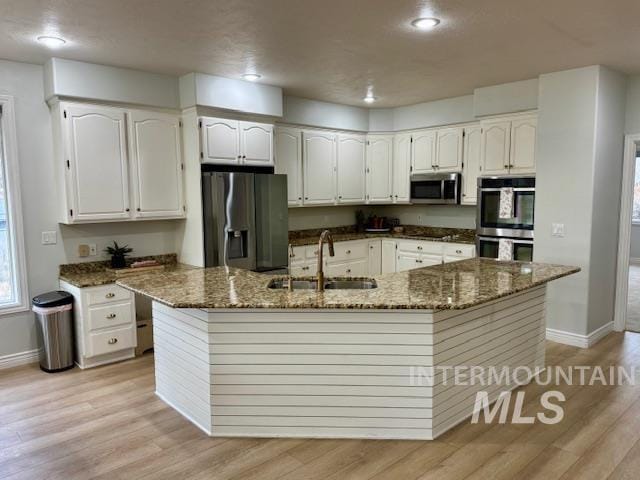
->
[41, 231, 57, 245]
[89, 244, 97, 256]
[552, 223, 565, 237]
[78, 244, 90, 257]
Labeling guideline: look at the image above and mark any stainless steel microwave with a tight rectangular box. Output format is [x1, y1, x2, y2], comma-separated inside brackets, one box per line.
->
[410, 173, 461, 204]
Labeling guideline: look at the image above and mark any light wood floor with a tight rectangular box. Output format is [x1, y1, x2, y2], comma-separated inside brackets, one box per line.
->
[1, 332, 640, 480]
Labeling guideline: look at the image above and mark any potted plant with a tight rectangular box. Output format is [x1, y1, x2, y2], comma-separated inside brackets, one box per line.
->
[104, 241, 133, 269]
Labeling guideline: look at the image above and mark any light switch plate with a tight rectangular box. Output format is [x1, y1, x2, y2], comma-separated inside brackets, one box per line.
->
[41, 231, 57, 245]
[552, 223, 565, 237]
[89, 244, 97, 256]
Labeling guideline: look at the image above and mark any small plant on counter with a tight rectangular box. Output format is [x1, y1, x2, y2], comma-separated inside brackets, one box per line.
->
[104, 241, 133, 269]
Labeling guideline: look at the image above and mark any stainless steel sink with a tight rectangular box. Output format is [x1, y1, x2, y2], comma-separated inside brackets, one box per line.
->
[268, 278, 377, 290]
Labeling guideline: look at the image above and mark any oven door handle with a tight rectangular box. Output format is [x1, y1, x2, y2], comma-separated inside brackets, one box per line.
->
[478, 236, 534, 245]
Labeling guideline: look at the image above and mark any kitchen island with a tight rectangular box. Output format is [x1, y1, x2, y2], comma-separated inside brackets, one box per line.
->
[117, 258, 579, 440]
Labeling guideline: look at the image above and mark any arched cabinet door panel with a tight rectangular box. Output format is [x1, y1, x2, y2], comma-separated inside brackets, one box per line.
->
[64, 104, 130, 222]
[128, 111, 184, 219]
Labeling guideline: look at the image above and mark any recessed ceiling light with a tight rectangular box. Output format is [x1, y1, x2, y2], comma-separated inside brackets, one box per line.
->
[411, 17, 440, 30]
[363, 95, 376, 104]
[242, 73, 261, 81]
[37, 35, 66, 48]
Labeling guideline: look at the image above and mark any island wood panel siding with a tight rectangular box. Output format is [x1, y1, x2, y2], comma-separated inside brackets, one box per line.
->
[152, 285, 546, 440]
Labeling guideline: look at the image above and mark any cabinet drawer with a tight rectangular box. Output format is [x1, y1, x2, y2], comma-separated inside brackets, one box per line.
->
[86, 284, 132, 306]
[396, 240, 443, 255]
[89, 325, 136, 357]
[328, 241, 367, 263]
[443, 243, 475, 257]
[88, 302, 133, 331]
[325, 259, 368, 277]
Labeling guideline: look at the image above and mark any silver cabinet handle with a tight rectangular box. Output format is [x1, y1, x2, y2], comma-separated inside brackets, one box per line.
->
[416, 259, 423, 263]
[346, 250, 351, 254]
[105, 293, 115, 298]
[456, 249, 462, 254]
[417, 246, 423, 250]
[108, 338, 118, 345]
[346, 269, 351, 274]
[106, 313, 116, 319]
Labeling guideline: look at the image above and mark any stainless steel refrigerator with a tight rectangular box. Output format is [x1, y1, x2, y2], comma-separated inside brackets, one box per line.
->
[202, 171, 289, 272]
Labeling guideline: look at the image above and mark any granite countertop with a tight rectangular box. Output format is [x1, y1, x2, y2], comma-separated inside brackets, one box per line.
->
[288, 225, 476, 247]
[115, 258, 579, 311]
[58, 253, 193, 288]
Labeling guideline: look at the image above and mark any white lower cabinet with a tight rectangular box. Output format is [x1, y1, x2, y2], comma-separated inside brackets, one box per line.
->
[289, 238, 476, 276]
[59, 282, 137, 369]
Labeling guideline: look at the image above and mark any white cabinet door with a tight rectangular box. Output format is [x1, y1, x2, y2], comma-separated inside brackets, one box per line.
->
[509, 116, 537, 174]
[397, 252, 420, 272]
[412, 130, 437, 174]
[128, 110, 184, 219]
[64, 104, 130, 222]
[275, 127, 303, 206]
[240, 121, 273, 165]
[381, 239, 397, 273]
[436, 127, 463, 172]
[200, 117, 240, 165]
[480, 119, 511, 175]
[303, 131, 336, 205]
[366, 135, 393, 204]
[336, 134, 366, 204]
[290, 262, 314, 276]
[368, 239, 382, 275]
[461, 125, 482, 205]
[392, 133, 411, 204]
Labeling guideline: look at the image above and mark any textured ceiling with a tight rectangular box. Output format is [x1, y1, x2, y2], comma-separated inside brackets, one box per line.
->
[1, 0, 639, 107]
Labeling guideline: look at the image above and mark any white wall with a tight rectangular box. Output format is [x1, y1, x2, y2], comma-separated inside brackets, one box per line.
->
[625, 76, 640, 134]
[281, 96, 369, 131]
[392, 95, 475, 131]
[473, 78, 539, 117]
[534, 66, 626, 337]
[44, 58, 179, 109]
[587, 67, 627, 333]
[0, 59, 179, 359]
[630, 226, 640, 258]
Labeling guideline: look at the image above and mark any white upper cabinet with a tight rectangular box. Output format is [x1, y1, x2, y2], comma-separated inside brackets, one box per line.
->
[392, 133, 411, 204]
[201, 117, 240, 164]
[128, 110, 184, 219]
[275, 127, 303, 206]
[366, 135, 393, 204]
[64, 104, 130, 222]
[303, 131, 336, 205]
[480, 119, 511, 175]
[336, 134, 366, 204]
[461, 125, 482, 205]
[240, 122, 273, 165]
[435, 127, 463, 172]
[412, 130, 437, 174]
[200, 116, 273, 166]
[509, 115, 537, 174]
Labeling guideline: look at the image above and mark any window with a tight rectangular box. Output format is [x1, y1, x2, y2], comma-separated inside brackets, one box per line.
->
[634, 156, 640, 224]
[0, 96, 28, 313]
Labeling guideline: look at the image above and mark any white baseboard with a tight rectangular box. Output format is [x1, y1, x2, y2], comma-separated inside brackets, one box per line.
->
[546, 322, 614, 348]
[0, 348, 39, 370]
[626, 319, 640, 332]
[630, 257, 640, 265]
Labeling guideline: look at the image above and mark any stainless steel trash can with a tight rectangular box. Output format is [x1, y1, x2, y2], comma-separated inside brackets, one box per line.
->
[33, 291, 74, 372]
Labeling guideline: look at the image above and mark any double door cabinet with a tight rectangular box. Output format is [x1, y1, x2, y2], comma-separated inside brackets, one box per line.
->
[480, 115, 537, 176]
[289, 238, 475, 276]
[200, 117, 273, 166]
[52, 102, 185, 224]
